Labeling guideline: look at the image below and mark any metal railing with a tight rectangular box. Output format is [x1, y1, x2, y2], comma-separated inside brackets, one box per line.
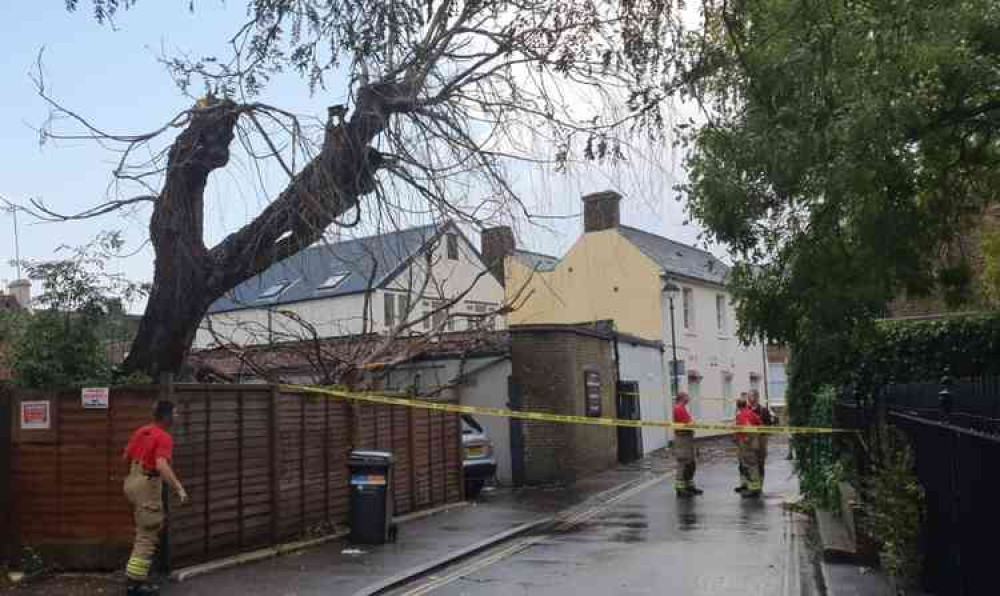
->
[840, 373, 1000, 595]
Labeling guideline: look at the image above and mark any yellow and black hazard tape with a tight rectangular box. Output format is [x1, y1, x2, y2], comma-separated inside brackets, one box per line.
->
[281, 384, 852, 435]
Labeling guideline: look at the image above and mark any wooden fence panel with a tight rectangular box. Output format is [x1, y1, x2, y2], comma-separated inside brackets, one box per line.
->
[0, 385, 12, 565]
[8, 384, 462, 571]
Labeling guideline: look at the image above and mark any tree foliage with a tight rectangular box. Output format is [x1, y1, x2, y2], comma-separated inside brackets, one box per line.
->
[679, 0, 1000, 346]
[6, 235, 148, 389]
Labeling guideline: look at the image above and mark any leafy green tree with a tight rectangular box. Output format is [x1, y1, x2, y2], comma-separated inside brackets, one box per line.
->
[679, 0, 1000, 346]
[7, 233, 148, 389]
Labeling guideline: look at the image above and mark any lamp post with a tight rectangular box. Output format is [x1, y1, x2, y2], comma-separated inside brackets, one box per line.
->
[662, 276, 681, 397]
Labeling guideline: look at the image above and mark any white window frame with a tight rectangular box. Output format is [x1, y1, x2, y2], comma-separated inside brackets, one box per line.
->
[257, 280, 291, 301]
[446, 233, 459, 261]
[318, 272, 349, 291]
[682, 288, 695, 331]
[384, 293, 396, 328]
[715, 294, 728, 335]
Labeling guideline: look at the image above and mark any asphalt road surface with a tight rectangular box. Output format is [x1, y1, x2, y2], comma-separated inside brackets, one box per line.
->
[389, 443, 818, 596]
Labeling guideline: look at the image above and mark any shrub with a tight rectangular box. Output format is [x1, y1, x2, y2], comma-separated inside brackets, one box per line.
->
[795, 386, 852, 509]
[867, 428, 925, 590]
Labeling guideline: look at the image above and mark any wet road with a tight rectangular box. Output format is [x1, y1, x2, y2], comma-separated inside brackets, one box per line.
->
[390, 443, 816, 596]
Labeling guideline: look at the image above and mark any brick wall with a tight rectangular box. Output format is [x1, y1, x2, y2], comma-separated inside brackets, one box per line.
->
[511, 328, 617, 484]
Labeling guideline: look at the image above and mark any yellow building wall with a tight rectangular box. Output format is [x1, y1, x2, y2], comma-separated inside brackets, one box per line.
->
[506, 229, 663, 340]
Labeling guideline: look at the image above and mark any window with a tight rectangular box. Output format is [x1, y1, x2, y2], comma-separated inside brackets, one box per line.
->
[716, 294, 727, 335]
[397, 293, 411, 323]
[384, 293, 396, 328]
[258, 280, 291, 301]
[688, 377, 701, 418]
[432, 300, 448, 329]
[768, 363, 787, 404]
[422, 300, 432, 330]
[318, 272, 349, 291]
[446, 233, 459, 260]
[682, 288, 695, 330]
[466, 302, 497, 330]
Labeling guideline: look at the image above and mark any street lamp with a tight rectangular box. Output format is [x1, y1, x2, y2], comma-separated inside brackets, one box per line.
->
[661, 275, 681, 397]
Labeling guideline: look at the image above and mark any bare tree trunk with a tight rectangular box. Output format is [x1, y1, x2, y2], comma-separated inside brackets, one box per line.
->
[123, 85, 412, 378]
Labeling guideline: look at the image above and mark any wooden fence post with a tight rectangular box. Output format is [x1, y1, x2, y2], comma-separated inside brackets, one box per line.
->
[268, 386, 279, 545]
[407, 407, 416, 513]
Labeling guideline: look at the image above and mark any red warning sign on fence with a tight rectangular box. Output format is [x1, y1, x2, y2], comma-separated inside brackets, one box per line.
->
[20, 400, 51, 430]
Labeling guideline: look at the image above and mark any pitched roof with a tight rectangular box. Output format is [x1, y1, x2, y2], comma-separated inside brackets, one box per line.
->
[208, 223, 447, 314]
[618, 225, 729, 285]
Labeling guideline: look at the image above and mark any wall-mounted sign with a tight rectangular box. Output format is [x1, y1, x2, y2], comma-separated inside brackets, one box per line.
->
[20, 400, 51, 430]
[81, 387, 110, 409]
[584, 370, 602, 417]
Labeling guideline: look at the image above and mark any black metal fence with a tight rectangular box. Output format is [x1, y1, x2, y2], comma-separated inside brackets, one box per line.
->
[842, 375, 1000, 595]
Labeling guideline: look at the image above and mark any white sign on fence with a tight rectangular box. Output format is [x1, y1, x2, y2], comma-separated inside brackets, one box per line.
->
[81, 387, 110, 409]
[20, 400, 51, 430]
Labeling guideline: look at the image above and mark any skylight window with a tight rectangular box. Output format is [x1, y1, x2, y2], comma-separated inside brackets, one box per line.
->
[318, 272, 350, 291]
[258, 280, 291, 301]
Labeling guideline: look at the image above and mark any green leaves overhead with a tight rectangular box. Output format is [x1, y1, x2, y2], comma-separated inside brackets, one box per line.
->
[679, 0, 1000, 345]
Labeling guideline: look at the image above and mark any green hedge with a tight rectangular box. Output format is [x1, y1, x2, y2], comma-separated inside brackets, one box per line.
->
[788, 312, 1000, 428]
[788, 313, 1000, 508]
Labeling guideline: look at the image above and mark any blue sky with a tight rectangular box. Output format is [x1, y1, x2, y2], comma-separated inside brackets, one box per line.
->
[0, 1, 704, 306]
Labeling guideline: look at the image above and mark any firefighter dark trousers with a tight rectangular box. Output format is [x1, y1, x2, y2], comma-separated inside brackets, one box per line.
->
[124, 462, 164, 582]
[757, 434, 769, 482]
[674, 430, 697, 490]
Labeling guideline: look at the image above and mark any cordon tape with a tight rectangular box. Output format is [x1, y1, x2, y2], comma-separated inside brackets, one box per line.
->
[281, 384, 853, 435]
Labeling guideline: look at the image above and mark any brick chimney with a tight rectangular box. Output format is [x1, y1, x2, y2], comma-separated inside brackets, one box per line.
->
[582, 190, 622, 233]
[8, 279, 30, 309]
[481, 226, 515, 286]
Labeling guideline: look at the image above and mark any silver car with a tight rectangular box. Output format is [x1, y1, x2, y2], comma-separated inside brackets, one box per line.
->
[461, 414, 496, 499]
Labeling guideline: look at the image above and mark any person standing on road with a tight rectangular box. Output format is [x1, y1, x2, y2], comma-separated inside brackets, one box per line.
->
[748, 390, 774, 485]
[734, 398, 763, 498]
[123, 401, 189, 596]
[673, 392, 703, 497]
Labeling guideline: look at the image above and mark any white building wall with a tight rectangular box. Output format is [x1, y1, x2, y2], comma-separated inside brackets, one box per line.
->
[660, 281, 764, 426]
[381, 230, 505, 333]
[194, 293, 371, 348]
[617, 341, 669, 454]
[195, 227, 506, 349]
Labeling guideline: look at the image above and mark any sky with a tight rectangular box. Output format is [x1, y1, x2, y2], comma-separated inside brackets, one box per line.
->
[0, 1, 712, 309]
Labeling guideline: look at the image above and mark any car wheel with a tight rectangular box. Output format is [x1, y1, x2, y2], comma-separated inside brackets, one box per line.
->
[465, 478, 485, 500]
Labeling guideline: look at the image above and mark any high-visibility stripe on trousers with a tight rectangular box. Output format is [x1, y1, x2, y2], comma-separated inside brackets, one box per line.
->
[123, 462, 164, 581]
[673, 430, 697, 490]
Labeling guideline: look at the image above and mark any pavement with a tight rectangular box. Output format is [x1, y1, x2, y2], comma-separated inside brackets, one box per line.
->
[4, 438, 821, 596]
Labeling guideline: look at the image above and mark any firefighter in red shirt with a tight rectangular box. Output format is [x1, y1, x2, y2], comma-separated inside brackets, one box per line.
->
[122, 401, 188, 595]
[673, 392, 703, 497]
[734, 398, 763, 498]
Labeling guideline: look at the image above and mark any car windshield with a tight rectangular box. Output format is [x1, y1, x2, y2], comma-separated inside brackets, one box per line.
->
[461, 414, 483, 434]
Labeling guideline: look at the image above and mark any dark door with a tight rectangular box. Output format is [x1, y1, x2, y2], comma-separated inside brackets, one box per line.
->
[616, 381, 642, 464]
[508, 377, 526, 486]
